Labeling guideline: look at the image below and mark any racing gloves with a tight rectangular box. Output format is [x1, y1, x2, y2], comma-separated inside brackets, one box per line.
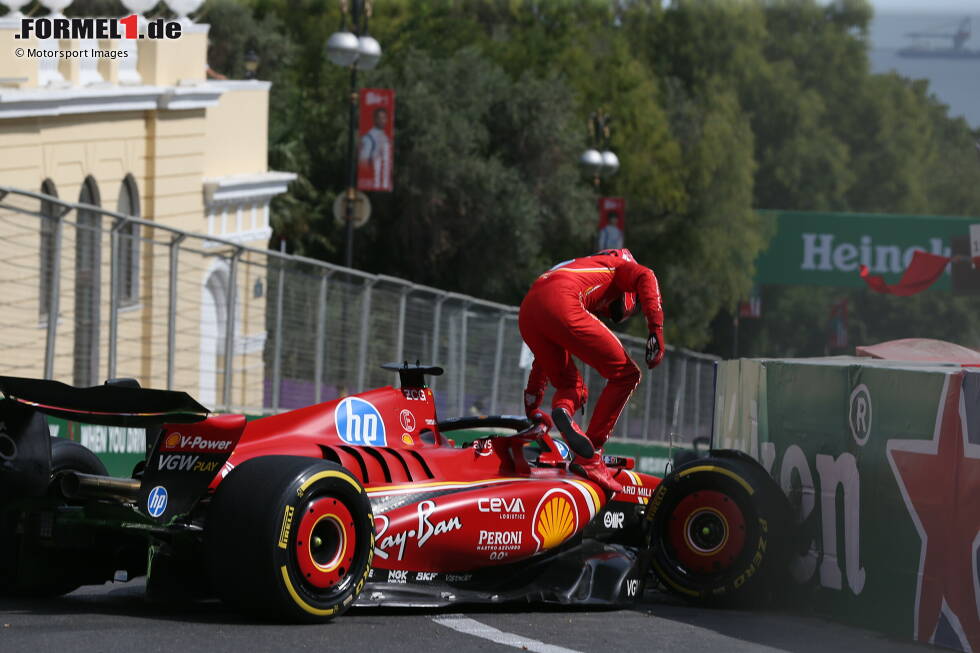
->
[524, 390, 543, 417]
[528, 408, 554, 431]
[646, 327, 665, 369]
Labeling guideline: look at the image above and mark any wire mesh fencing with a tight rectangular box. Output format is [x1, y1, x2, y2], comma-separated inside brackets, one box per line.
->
[0, 185, 718, 444]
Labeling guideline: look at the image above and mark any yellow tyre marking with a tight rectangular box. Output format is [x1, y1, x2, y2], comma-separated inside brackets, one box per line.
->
[650, 559, 699, 597]
[676, 466, 754, 495]
[280, 565, 339, 617]
[299, 470, 361, 495]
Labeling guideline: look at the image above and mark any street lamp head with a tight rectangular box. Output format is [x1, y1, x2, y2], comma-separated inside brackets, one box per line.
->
[120, 0, 156, 15]
[326, 31, 360, 67]
[580, 149, 603, 175]
[600, 150, 620, 177]
[244, 49, 260, 79]
[355, 35, 382, 70]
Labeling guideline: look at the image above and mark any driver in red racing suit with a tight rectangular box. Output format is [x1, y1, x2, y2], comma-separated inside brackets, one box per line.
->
[519, 249, 665, 493]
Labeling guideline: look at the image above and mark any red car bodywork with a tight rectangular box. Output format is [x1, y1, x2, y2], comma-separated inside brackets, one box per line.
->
[196, 384, 661, 574]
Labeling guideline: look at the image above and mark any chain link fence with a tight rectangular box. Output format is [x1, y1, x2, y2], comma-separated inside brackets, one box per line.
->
[0, 185, 717, 444]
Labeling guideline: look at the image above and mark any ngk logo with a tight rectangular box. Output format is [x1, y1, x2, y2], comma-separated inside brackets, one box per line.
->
[161, 433, 233, 453]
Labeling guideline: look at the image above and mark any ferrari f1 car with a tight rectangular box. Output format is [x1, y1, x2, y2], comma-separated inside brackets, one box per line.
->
[0, 364, 791, 622]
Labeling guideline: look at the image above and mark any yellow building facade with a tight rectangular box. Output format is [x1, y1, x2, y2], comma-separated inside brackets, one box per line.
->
[0, 5, 294, 410]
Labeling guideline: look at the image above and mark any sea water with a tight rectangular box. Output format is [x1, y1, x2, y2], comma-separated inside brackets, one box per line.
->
[869, 12, 980, 127]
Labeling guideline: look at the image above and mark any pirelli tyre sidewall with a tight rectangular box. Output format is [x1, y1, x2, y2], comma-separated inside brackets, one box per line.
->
[645, 453, 790, 606]
[205, 456, 374, 623]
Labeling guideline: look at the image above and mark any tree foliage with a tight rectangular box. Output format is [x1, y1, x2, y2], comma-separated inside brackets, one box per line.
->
[206, 0, 980, 354]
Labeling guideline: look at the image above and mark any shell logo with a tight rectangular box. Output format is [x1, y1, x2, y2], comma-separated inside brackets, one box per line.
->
[164, 432, 181, 449]
[532, 489, 578, 551]
[401, 433, 414, 446]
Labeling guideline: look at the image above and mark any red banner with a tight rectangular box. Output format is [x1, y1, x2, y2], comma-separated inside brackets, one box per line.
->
[357, 88, 395, 192]
[859, 250, 950, 296]
[596, 197, 626, 251]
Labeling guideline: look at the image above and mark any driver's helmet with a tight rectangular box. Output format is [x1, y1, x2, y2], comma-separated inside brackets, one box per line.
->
[596, 248, 635, 263]
[594, 249, 638, 323]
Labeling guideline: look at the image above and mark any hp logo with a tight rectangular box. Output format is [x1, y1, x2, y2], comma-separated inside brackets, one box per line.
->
[552, 439, 571, 461]
[146, 485, 168, 518]
[335, 397, 387, 446]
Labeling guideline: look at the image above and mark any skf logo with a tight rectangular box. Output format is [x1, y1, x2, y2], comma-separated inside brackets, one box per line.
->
[532, 489, 577, 551]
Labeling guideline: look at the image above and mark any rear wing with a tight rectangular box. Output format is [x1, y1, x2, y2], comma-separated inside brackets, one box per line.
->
[0, 376, 209, 427]
[0, 376, 209, 501]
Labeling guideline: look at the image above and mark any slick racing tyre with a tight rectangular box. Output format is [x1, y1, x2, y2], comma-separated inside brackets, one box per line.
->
[206, 456, 374, 623]
[1, 439, 110, 597]
[645, 450, 791, 606]
[50, 437, 108, 477]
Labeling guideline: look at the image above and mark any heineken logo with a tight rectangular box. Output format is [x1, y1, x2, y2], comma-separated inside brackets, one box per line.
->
[849, 384, 872, 446]
[800, 234, 949, 274]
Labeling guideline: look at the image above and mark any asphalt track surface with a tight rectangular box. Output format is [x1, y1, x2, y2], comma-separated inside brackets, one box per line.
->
[0, 580, 935, 653]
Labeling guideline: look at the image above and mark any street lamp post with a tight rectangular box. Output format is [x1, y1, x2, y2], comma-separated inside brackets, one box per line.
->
[579, 109, 619, 191]
[326, 0, 382, 269]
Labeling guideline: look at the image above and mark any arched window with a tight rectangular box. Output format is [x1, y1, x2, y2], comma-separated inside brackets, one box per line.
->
[39, 179, 58, 320]
[74, 176, 101, 387]
[116, 175, 140, 306]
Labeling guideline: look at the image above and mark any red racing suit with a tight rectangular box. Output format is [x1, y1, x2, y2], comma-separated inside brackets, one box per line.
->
[519, 253, 664, 450]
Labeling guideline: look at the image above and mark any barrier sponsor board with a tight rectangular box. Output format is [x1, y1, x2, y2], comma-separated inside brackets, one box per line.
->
[754, 210, 976, 288]
[715, 357, 980, 651]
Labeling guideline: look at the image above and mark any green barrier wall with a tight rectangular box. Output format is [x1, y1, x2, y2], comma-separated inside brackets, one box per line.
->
[715, 357, 980, 652]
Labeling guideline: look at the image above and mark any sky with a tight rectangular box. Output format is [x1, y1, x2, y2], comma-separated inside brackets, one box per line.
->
[872, 0, 976, 12]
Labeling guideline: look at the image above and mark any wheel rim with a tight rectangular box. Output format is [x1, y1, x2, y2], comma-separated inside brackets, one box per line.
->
[666, 490, 747, 574]
[295, 497, 356, 590]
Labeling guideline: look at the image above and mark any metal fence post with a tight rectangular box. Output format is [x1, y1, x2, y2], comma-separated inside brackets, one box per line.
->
[429, 293, 446, 393]
[107, 218, 128, 380]
[271, 245, 286, 412]
[166, 234, 185, 390]
[43, 212, 65, 380]
[393, 284, 409, 385]
[222, 248, 242, 411]
[671, 355, 688, 440]
[694, 360, 702, 439]
[458, 302, 469, 417]
[489, 312, 506, 415]
[314, 271, 331, 404]
[356, 279, 375, 392]
[642, 366, 653, 441]
[660, 355, 671, 439]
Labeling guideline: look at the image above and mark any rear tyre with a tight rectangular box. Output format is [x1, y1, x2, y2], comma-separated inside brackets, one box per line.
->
[645, 450, 791, 606]
[50, 437, 108, 477]
[205, 456, 374, 623]
[1, 438, 110, 597]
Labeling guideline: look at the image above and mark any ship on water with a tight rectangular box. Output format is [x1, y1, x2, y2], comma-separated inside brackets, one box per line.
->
[899, 16, 980, 59]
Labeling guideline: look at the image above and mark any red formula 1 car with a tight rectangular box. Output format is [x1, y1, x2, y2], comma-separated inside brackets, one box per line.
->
[0, 364, 791, 621]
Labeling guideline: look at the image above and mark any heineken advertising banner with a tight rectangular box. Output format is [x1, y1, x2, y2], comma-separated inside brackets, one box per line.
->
[755, 210, 977, 288]
[715, 357, 980, 651]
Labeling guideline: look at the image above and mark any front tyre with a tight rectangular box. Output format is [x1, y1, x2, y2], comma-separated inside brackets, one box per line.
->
[205, 456, 374, 622]
[645, 451, 791, 606]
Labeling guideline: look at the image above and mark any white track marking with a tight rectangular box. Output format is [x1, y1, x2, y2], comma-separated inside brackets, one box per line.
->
[432, 614, 584, 653]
